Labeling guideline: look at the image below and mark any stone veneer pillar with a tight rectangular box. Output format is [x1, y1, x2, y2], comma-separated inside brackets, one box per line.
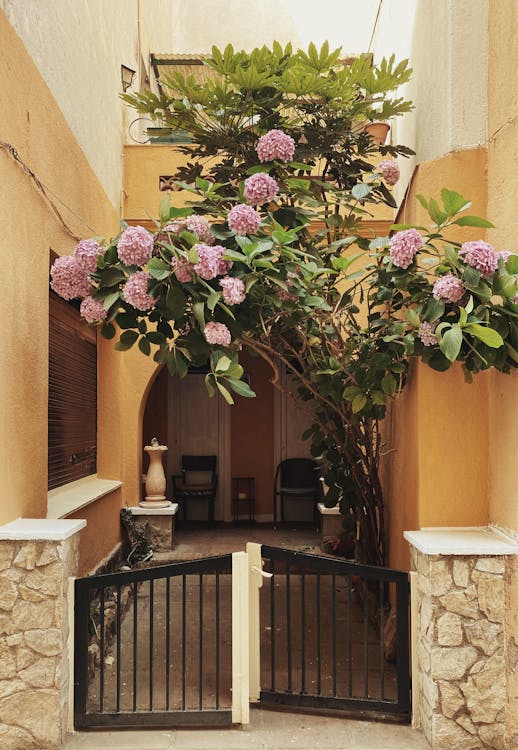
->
[405, 527, 518, 750]
[0, 518, 85, 750]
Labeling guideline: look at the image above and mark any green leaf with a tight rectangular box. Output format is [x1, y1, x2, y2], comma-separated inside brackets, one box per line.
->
[207, 291, 220, 311]
[205, 373, 216, 397]
[147, 257, 171, 280]
[116, 312, 138, 329]
[464, 324, 504, 348]
[351, 183, 372, 201]
[453, 215, 495, 228]
[423, 298, 445, 322]
[351, 394, 367, 414]
[381, 373, 397, 396]
[215, 355, 231, 372]
[165, 287, 187, 319]
[100, 267, 126, 286]
[103, 291, 120, 310]
[405, 309, 420, 327]
[115, 329, 139, 351]
[371, 390, 387, 406]
[225, 377, 256, 398]
[101, 322, 116, 339]
[217, 382, 234, 404]
[416, 194, 429, 212]
[439, 326, 463, 361]
[441, 188, 471, 216]
[343, 386, 362, 400]
[428, 198, 448, 225]
[187, 246, 199, 264]
[506, 255, 518, 274]
[147, 331, 165, 345]
[138, 336, 151, 355]
[193, 302, 205, 328]
[463, 266, 481, 287]
[159, 195, 171, 224]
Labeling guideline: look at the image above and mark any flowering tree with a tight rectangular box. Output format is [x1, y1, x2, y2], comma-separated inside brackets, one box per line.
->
[51, 44, 518, 566]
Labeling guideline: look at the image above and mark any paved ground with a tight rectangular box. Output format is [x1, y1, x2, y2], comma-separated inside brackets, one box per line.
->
[65, 707, 428, 749]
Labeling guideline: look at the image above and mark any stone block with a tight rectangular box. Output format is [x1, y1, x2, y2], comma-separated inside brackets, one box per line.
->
[0, 578, 18, 612]
[438, 681, 464, 718]
[432, 714, 483, 749]
[460, 651, 505, 723]
[473, 572, 504, 623]
[465, 619, 502, 656]
[437, 612, 463, 646]
[17, 585, 46, 603]
[0, 679, 25, 699]
[24, 564, 62, 597]
[440, 590, 479, 620]
[35, 544, 59, 567]
[19, 657, 57, 688]
[24, 628, 62, 656]
[0, 643, 15, 679]
[0, 616, 14, 636]
[0, 689, 61, 747]
[16, 647, 37, 671]
[12, 600, 54, 631]
[13, 544, 36, 571]
[0, 722, 39, 750]
[475, 557, 505, 575]
[430, 560, 453, 596]
[479, 723, 506, 749]
[0, 547, 13, 573]
[453, 560, 470, 588]
[431, 646, 478, 680]
[456, 713, 478, 734]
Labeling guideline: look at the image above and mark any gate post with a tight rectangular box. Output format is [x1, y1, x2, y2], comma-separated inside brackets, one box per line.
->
[405, 527, 518, 750]
[0, 518, 85, 750]
[232, 550, 249, 724]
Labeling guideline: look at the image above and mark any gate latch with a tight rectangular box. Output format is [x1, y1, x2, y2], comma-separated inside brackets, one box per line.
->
[251, 565, 273, 580]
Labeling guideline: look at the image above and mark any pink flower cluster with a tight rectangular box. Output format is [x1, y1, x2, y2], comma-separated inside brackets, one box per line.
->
[204, 321, 231, 346]
[162, 215, 214, 245]
[117, 225, 154, 266]
[50, 256, 91, 300]
[80, 296, 107, 324]
[389, 229, 424, 269]
[122, 271, 155, 310]
[228, 204, 261, 235]
[433, 273, 465, 304]
[244, 173, 278, 205]
[418, 321, 437, 347]
[74, 239, 102, 273]
[172, 256, 194, 283]
[379, 160, 400, 186]
[499, 250, 513, 263]
[256, 129, 295, 163]
[220, 276, 246, 305]
[194, 244, 232, 280]
[459, 241, 499, 278]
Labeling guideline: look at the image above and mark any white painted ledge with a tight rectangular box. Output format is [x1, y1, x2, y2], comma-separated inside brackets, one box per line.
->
[404, 526, 518, 556]
[0, 518, 86, 541]
[127, 504, 178, 516]
[318, 503, 341, 516]
[47, 475, 122, 519]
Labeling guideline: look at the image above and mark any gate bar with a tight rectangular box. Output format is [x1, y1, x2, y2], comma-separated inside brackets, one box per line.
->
[232, 551, 250, 724]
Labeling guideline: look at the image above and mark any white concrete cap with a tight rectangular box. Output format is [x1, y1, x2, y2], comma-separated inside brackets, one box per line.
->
[0, 518, 86, 540]
[127, 504, 179, 516]
[404, 526, 518, 556]
[317, 503, 341, 515]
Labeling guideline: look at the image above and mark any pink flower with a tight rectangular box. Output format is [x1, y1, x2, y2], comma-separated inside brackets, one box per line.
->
[184, 215, 214, 244]
[256, 129, 295, 163]
[50, 256, 91, 300]
[459, 241, 499, 278]
[194, 244, 231, 280]
[80, 296, 107, 324]
[433, 274, 465, 303]
[204, 321, 232, 346]
[172, 256, 194, 283]
[244, 173, 279, 205]
[122, 271, 155, 310]
[379, 160, 400, 186]
[228, 204, 261, 235]
[117, 225, 154, 266]
[220, 276, 246, 305]
[389, 229, 424, 269]
[417, 321, 437, 347]
[73, 239, 102, 273]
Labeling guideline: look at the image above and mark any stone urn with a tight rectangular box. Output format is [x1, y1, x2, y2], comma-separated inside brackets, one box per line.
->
[140, 437, 170, 508]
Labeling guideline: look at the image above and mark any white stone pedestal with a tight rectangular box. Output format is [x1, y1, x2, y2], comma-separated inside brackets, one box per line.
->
[127, 504, 178, 551]
[405, 526, 518, 750]
[0, 518, 85, 750]
[318, 503, 343, 540]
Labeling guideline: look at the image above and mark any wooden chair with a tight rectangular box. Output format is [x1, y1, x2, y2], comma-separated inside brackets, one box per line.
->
[273, 458, 322, 529]
[172, 455, 218, 524]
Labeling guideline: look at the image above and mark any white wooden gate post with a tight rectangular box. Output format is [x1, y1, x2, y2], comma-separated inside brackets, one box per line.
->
[232, 551, 250, 724]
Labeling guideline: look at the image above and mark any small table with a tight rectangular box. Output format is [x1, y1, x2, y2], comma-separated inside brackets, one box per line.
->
[232, 477, 255, 522]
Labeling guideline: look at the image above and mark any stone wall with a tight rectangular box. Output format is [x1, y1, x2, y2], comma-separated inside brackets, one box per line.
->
[0, 535, 79, 750]
[411, 547, 507, 749]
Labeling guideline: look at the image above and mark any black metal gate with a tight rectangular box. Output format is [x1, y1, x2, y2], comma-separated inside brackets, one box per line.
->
[259, 546, 410, 719]
[74, 554, 234, 728]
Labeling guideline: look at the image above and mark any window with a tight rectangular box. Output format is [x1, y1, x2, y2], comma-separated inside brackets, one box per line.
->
[48, 290, 97, 490]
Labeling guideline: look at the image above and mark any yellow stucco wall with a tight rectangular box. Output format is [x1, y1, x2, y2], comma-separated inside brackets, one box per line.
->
[384, 148, 491, 570]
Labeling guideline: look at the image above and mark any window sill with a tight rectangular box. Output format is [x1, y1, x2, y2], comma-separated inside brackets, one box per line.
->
[47, 475, 122, 519]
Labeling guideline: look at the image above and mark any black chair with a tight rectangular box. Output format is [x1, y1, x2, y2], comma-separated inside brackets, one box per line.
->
[172, 455, 218, 524]
[273, 458, 322, 529]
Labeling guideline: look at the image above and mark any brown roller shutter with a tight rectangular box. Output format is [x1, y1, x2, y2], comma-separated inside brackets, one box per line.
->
[48, 290, 97, 489]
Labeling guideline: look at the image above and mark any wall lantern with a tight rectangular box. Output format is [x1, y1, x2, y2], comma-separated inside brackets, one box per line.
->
[121, 65, 136, 92]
